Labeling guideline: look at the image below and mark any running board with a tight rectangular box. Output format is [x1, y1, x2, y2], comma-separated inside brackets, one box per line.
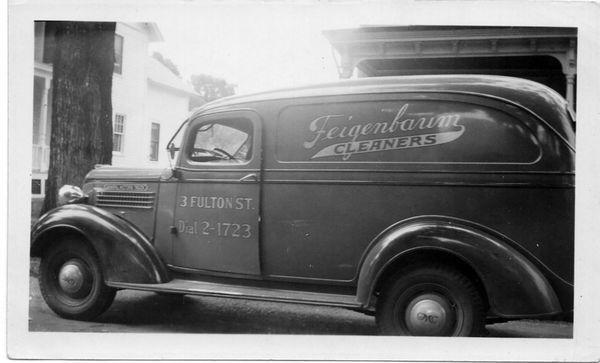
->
[108, 279, 362, 308]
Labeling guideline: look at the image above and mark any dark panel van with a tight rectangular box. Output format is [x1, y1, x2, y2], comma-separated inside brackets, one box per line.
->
[31, 75, 575, 336]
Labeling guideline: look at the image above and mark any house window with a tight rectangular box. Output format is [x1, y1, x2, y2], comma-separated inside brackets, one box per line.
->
[33, 76, 45, 144]
[34, 22, 46, 63]
[150, 123, 160, 161]
[113, 114, 126, 152]
[34, 21, 58, 64]
[32, 179, 42, 195]
[114, 34, 123, 74]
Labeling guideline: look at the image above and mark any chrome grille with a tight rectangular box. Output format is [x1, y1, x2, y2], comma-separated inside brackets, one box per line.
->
[96, 191, 155, 209]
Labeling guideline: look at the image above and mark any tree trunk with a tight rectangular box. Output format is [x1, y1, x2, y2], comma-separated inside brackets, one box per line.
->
[42, 22, 116, 214]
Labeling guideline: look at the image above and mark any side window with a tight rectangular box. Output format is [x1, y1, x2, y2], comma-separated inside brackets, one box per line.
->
[187, 119, 253, 163]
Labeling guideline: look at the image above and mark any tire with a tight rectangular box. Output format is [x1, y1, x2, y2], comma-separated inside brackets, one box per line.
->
[39, 237, 116, 320]
[376, 265, 485, 337]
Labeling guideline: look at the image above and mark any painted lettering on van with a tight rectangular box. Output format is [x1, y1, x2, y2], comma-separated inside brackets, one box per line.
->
[312, 129, 464, 160]
[303, 103, 464, 160]
[179, 195, 254, 210]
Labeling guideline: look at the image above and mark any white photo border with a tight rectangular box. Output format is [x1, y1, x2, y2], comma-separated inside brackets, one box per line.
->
[7, 0, 600, 360]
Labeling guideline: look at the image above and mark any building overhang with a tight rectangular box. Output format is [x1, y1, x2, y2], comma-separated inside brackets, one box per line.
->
[323, 26, 577, 78]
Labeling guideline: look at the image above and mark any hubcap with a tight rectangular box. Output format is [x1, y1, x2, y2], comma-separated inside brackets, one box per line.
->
[58, 259, 91, 298]
[404, 293, 454, 336]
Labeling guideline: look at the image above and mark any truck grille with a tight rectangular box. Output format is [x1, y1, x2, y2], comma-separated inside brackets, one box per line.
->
[96, 191, 156, 209]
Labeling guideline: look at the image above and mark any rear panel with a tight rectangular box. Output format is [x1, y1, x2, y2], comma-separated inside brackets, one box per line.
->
[256, 92, 574, 285]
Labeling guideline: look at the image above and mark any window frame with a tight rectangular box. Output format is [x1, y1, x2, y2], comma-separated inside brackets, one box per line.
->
[185, 120, 253, 166]
[178, 110, 262, 171]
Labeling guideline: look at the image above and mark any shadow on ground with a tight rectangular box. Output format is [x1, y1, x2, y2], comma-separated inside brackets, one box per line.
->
[28, 258, 572, 337]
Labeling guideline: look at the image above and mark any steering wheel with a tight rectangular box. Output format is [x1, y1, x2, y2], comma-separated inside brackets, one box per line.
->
[213, 148, 235, 160]
[191, 147, 222, 159]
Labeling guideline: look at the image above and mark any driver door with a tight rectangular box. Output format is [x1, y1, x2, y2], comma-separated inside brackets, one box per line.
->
[171, 110, 262, 275]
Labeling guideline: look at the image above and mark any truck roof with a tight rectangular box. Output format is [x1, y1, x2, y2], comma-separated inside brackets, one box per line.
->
[195, 75, 575, 148]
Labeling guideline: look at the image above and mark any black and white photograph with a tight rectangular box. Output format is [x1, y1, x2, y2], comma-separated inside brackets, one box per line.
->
[6, 0, 600, 361]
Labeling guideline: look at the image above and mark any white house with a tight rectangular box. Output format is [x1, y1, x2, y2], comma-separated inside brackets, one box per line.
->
[32, 22, 200, 213]
[113, 55, 198, 168]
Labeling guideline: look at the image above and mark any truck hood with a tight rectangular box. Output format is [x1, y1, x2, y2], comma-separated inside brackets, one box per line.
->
[85, 165, 173, 181]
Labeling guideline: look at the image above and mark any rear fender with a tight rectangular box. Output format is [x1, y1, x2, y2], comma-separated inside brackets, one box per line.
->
[357, 216, 562, 319]
[31, 204, 169, 284]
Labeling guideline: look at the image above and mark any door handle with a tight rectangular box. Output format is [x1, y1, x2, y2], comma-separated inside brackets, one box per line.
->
[239, 173, 258, 182]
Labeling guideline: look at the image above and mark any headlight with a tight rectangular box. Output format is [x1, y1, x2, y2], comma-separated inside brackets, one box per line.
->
[57, 185, 86, 206]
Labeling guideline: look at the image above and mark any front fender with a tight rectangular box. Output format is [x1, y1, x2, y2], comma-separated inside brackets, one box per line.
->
[31, 204, 169, 284]
[357, 216, 563, 319]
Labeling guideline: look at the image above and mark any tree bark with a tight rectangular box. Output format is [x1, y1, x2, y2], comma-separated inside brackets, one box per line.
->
[42, 22, 115, 214]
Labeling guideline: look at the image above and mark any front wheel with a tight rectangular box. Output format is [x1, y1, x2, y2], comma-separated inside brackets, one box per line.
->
[39, 238, 116, 320]
[376, 265, 485, 336]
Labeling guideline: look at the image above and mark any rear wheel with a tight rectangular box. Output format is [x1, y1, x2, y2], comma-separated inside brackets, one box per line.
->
[376, 265, 485, 336]
[39, 238, 116, 320]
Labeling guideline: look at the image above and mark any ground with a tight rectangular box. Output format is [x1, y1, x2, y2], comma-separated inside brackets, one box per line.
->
[28, 258, 572, 337]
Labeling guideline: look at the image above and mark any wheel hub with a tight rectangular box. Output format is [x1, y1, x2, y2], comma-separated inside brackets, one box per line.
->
[405, 293, 454, 336]
[58, 259, 91, 298]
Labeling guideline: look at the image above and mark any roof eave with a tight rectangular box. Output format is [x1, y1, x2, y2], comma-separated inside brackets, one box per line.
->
[143, 22, 164, 42]
[147, 78, 198, 97]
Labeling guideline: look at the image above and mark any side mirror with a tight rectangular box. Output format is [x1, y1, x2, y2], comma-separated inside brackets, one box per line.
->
[168, 143, 180, 159]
